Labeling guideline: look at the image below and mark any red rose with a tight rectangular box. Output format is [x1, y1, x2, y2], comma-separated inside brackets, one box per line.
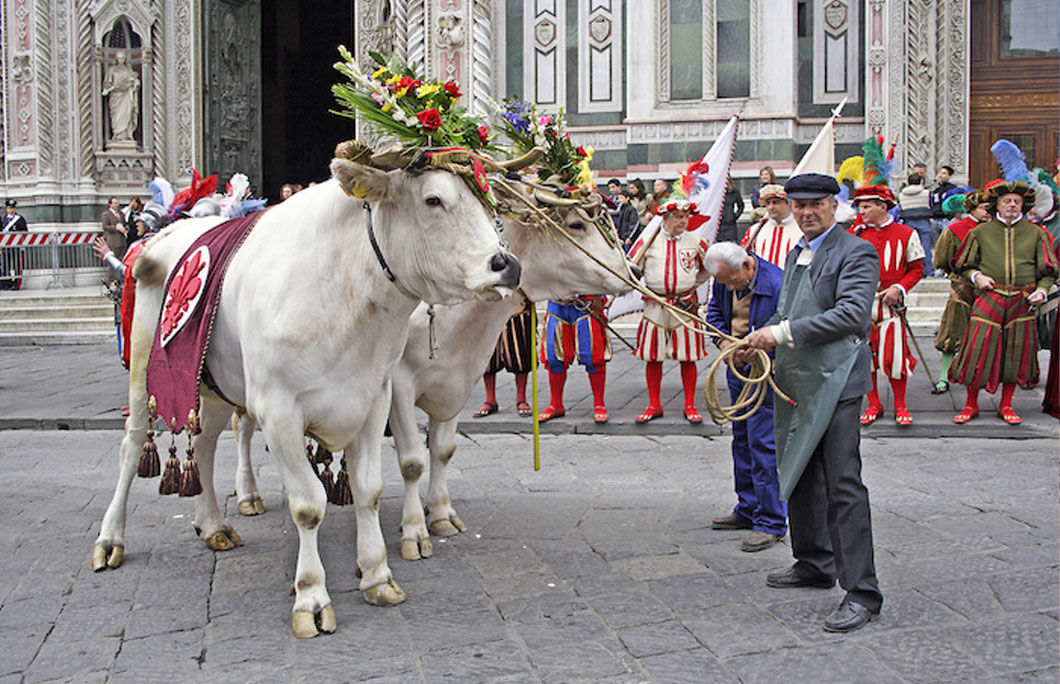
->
[416, 108, 443, 130]
[576, 146, 587, 157]
[444, 81, 462, 98]
[477, 126, 490, 144]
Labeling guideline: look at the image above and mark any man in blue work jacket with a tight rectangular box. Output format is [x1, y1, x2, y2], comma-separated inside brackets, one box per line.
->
[705, 241, 786, 552]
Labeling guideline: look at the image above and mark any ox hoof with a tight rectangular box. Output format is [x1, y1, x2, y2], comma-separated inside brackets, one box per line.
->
[362, 580, 407, 607]
[429, 515, 467, 537]
[292, 603, 337, 639]
[91, 543, 124, 571]
[204, 529, 244, 551]
[400, 537, 434, 561]
[238, 498, 265, 516]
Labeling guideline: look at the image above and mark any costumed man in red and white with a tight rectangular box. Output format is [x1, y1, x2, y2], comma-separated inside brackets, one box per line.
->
[627, 200, 712, 423]
[537, 295, 612, 423]
[740, 184, 802, 269]
[849, 185, 924, 426]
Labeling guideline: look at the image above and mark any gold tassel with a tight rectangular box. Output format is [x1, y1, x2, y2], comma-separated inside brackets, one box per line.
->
[159, 443, 181, 495]
[137, 425, 160, 478]
[330, 456, 354, 506]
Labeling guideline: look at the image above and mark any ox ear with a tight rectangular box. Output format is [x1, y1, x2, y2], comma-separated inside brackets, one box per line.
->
[331, 158, 394, 202]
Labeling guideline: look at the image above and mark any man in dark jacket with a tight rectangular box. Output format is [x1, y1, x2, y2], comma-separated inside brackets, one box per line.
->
[1, 199, 28, 290]
[614, 189, 641, 251]
[747, 173, 883, 633]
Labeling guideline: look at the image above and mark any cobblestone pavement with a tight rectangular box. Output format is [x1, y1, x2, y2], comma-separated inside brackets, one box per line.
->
[1, 427, 1057, 683]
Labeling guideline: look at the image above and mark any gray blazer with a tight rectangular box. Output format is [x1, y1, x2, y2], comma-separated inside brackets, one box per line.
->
[781, 224, 879, 399]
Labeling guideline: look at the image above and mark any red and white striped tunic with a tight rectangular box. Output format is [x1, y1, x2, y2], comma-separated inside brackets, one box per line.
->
[741, 213, 802, 269]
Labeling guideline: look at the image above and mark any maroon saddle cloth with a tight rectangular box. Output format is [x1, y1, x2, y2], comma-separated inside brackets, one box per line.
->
[146, 212, 265, 433]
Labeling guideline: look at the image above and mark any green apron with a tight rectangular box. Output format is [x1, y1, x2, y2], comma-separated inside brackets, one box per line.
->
[773, 263, 861, 500]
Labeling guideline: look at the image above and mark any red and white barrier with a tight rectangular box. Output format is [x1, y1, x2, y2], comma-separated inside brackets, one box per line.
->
[0, 231, 98, 247]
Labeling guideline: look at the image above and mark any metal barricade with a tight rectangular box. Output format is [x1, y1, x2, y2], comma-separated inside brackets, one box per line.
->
[0, 230, 102, 290]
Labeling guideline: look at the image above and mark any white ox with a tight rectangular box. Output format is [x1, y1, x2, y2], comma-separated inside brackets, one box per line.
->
[91, 157, 522, 638]
[230, 198, 636, 560]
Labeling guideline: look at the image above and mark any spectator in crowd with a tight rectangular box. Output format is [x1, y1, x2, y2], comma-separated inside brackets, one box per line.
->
[717, 177, 746, 243]
[100, 196, 128, 260]
[897, 172, 935, 275]
[280, 184, 296, 201]
[121, 196, 143, 223]
[705, 241, 787, 552]
[929, 164, 957, 245]
[1, 199, 28, 290]
[750, 166, 777, 209]
[647, 178, 672, 215]
[606, 179, 623, 198]
[747, 172, 883, 634]
[629, 179, 652, 229]
[615, 188, 641, 251]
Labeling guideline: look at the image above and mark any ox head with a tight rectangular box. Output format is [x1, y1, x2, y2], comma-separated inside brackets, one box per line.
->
[332, 156, 522, 305]
[495, 181, 635, 302]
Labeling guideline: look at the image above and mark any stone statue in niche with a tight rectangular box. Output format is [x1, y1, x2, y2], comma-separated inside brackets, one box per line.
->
[102, 51, 140, 144]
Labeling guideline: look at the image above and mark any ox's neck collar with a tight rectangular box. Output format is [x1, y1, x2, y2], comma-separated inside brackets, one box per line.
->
[363, 200, 418, 300]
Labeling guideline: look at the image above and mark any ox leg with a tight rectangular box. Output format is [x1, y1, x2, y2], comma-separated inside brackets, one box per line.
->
[388, 384, 432, 561]
[424, 417, 468, 536]
[192, 393, 242, 552]
[349, 379, 407, 606]
[232, 409, 266, 516]
[260, 412, 336, 638]
[92, 310, 156, 571]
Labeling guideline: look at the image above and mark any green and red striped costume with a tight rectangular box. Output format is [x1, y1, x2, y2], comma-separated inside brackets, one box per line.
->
[948, 218, 1057, 392]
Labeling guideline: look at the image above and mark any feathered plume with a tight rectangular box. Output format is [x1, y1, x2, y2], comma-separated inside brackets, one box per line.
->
[861, 136, 891, 187]
[169, 169, 219, 219]
[149, 177, 175, 211]
[837, 156, 864, 188]
[990, 139, 1031, 183]
[680, 159, 711, 197]
[236, 198, 268, 217]
[1030, 168, 1056, 220]
[220, 173, 251, 218]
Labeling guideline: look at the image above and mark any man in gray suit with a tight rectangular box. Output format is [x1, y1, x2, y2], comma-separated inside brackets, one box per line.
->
[746, 173, 883, 633]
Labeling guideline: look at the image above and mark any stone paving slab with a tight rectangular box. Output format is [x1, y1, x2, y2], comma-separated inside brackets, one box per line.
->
[1, 429, 1056, 682]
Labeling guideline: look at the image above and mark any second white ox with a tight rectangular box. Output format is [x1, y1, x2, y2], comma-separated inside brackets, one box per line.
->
[91, 156, 521, 638]
[232, 196, 635, 560]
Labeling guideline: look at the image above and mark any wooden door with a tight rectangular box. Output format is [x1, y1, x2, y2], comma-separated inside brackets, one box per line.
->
[968, 0, 1060, 188]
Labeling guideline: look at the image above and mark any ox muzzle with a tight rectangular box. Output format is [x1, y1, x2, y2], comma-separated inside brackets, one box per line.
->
[490, 251, 522, 289]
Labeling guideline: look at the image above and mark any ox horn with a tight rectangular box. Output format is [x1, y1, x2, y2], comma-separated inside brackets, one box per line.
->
[369, 146, 416, 170]
[334, 139, 373, 164]
[498, 147, 546, 172]
[533, 188, 580, 208]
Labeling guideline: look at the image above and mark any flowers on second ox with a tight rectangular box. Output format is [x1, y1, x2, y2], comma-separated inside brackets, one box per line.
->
[494, 97, 594, 188]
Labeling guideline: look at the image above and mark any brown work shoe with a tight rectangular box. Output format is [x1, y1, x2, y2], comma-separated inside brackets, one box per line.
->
[741, 530, 779, 552]
[711, 513, 752, 530]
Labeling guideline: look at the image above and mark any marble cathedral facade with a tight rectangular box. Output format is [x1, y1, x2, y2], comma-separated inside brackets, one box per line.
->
[0, 1, 982, 227]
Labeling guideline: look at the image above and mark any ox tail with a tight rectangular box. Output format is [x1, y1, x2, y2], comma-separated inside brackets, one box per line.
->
[131, 250, 166, 286]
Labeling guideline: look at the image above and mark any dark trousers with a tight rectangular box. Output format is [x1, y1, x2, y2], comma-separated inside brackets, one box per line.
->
[727, 368, 787, 535]
[787, 396, 882, 611]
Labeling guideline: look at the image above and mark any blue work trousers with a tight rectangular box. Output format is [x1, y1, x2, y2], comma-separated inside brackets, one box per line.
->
[727, 367, 787, 536]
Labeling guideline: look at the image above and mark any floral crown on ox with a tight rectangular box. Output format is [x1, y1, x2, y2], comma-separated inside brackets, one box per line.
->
[332, 47, 546, 209]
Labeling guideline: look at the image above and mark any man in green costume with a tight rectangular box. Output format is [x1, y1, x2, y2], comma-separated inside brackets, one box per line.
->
[746, 173, 883, 633]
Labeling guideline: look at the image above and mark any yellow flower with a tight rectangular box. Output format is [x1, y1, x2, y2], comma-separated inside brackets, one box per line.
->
[386, 74, 401, 86]
[416, 83, 441, 97]
[395, 87, 409, 98]
[372, 67, 388, 79]
[382, 103, 393, 112]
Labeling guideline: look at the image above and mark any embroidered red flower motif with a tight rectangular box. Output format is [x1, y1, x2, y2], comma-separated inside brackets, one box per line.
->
[477, 126, 490, 144]
[161, 248, 207, 340]
[679, 249, 698, 272]
[443, 81, 462, 98]
[417, 108, 443, 130]
[472, 157, 490, 194]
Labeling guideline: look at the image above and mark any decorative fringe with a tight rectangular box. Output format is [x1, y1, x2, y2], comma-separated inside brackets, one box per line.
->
[305, 443, 316, 466]
[159, 444, 181, 495]
[314, 445, 333, 467]
[329, 456, 354, 506]
[137, 427, 160, 478]
[179, 443, 202, 497]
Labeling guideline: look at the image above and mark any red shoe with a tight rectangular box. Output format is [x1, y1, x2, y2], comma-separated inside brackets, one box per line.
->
[538, 406, 565, 422]
[952, 406, 979, 424]
[593, 407, 609, 424]
[516, 401, 532, 418]
[684, 407, 703, 424]
[121, 405, 130, 417]
[997, 407, 1022, 425]
[894, 408, 913, 426]
[859, 405, 883, 425]
[635, 406, 663, 423]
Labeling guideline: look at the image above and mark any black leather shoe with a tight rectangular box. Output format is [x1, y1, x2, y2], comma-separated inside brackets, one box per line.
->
[823, 600, 879, 632]
[765, 566, 835, 589]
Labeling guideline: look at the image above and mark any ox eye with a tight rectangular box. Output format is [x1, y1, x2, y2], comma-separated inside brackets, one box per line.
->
[425, 196, 443, 207]
[567, 222, 586, 231]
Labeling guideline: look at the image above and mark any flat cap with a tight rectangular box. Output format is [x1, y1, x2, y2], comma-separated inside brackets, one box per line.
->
[5, 199, 16, 208]
[758, 184, 788, 202]
[784, 173, 840, 199]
